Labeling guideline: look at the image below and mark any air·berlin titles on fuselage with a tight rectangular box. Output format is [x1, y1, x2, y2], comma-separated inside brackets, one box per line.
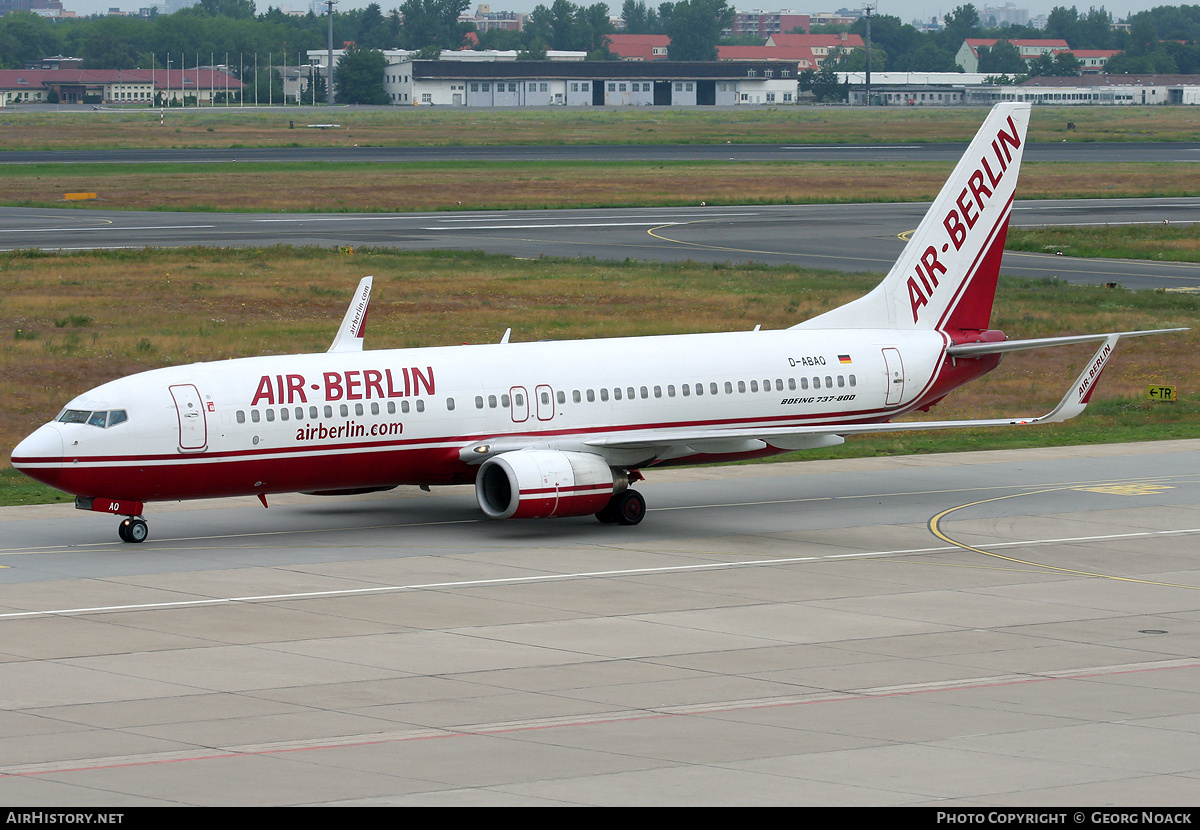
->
[249, 366, 437, 407]
[907, 113, 1022, 324]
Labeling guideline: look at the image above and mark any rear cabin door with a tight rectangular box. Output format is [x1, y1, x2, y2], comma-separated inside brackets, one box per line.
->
[882, 348, 905, 406]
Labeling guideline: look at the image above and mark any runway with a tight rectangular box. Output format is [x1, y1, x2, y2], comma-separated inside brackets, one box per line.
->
[2, 440, 1199, 805]
[2, 197, 1198, 290]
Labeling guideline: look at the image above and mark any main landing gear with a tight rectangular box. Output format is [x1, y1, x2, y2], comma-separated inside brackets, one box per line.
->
[118, 516, 149, 543]
[595, 489, 646, 526]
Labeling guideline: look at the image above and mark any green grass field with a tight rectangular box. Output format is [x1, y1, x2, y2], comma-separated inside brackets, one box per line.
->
[2, 105, 1199, 150]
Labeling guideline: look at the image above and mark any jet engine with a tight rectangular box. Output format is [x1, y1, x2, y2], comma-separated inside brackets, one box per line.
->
[476, 450, 627, 519]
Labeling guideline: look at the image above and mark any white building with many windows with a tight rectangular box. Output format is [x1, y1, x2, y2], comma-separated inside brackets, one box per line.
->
[385, 60, 798, 107]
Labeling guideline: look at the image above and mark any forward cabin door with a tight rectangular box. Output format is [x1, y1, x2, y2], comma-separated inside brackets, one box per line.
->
[169, 383, 208, 451]
[882, 348, 905, 406]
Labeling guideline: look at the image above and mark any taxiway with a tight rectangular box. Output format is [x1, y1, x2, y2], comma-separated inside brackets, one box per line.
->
[2, 441, 1198, 805]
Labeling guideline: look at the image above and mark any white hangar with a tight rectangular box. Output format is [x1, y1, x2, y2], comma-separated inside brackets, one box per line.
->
[384, 60, 799, 107]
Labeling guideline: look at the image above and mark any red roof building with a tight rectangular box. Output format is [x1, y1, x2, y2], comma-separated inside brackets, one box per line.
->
[606, 34, 671, 61]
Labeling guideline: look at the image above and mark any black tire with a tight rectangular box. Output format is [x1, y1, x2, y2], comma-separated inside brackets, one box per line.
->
[595, 502, 618, 524]
[122, 518, 148, 544]
[613, 489, 646, 526]
[117, 520, 131, 543]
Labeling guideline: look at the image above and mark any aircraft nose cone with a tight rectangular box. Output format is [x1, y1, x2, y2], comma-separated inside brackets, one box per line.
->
[12, 423, 64, 488]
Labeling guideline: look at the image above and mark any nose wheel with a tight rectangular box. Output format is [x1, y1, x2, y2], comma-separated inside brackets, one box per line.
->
[118, 517, 149, 543]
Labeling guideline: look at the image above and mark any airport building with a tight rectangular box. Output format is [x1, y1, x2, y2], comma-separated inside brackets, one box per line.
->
[0, 68, 243, 106]
[385, 60, 798, 106]
[843, 72, 1200, 106]
[966, 74, 1200, 105]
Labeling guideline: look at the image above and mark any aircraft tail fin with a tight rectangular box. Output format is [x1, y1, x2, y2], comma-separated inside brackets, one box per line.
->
[328, 276, 373, 353]
[794, 102, 1031, 336]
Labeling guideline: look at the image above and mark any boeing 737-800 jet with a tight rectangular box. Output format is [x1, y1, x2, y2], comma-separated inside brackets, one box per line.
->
[11, 103, 1185, 542]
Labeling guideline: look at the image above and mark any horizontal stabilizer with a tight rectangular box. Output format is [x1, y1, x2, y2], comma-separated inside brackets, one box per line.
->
[328, 276, 373, 353]
[948, 328, 1187, 358]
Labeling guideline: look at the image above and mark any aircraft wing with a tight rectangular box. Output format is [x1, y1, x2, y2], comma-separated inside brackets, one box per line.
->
[460, 333, 1131, 465]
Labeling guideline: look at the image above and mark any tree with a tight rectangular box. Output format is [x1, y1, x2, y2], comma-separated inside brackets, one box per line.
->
[398, 0, 471, 51]
[0, 12, 63, 70]
[621, 0, 648, 33]
[355, 3, 393, 50]
[896, 41, 962, 72]
[800, 57, 846, 102]
[939, 3, 980, 52]
[976, 39, 1026, 74]
[666, 0, 732, 61]
[850, 14, 920, 70]
[1027, 50, 1085, 78]
[335, 46, 390, 104]
[832, 45, 887, 72]
[196, 0, 256, 19]
[525, 1, 614, 55]
[1045, 6, 1081, 47]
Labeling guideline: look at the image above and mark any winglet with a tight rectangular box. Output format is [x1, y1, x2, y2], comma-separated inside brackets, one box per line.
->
[328, 277, 372, 353]
[1039, 334, 1121, 424]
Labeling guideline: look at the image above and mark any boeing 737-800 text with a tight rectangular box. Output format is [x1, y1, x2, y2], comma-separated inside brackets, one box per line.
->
[11, 103, 1184, 542]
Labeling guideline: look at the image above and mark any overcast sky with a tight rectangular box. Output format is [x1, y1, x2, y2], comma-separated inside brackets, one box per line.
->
[63, 1, 1166, 27]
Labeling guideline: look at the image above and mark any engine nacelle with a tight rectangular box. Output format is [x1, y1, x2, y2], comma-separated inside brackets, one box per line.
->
[476, 450, 626, 520]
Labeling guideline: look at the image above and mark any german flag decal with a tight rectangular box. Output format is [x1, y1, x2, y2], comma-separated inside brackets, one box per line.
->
[838, 355, 852, 364]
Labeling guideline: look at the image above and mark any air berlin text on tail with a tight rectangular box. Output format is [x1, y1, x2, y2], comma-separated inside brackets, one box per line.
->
[908, 113, 1021, 324]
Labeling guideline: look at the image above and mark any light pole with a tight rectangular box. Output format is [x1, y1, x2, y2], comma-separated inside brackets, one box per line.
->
[863, 3, 874, 106]
[325, 0, 338, 106]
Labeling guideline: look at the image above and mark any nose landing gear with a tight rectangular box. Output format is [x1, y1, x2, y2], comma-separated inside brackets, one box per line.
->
[118, 516, 149, 543]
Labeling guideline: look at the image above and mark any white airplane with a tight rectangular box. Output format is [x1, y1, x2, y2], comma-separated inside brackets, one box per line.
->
[11, 103, 1185, 543]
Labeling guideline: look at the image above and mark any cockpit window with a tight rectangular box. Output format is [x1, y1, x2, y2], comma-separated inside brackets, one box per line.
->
[57, 409, 129, 428]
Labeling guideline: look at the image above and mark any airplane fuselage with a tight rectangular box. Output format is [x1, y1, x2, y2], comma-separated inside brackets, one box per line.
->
[14, 327, 986, 504]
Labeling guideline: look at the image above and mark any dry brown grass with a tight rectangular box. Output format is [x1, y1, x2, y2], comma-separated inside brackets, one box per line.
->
[0, 161, 1193, 213]
[4, 248, 1197, 480]
[2, 105, 1199, 150]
